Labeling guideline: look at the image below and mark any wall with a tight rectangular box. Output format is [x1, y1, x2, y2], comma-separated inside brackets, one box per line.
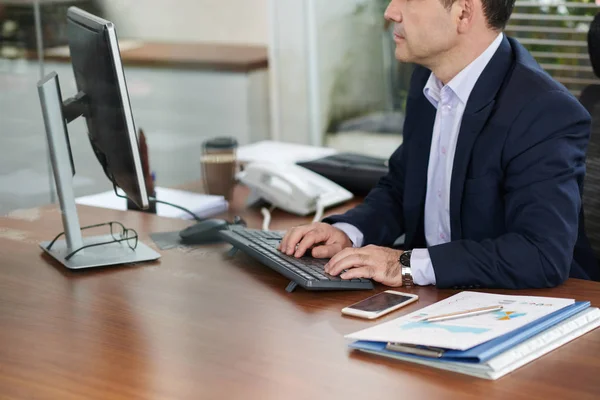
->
[315, 1, 389, 132]
[98, 0, 389, 146]
[99, 0, 268, 45]
[270, 0, 389, 145]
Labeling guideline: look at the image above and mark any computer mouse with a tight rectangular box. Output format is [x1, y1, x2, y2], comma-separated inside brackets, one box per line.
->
[179, 219, 229, 244]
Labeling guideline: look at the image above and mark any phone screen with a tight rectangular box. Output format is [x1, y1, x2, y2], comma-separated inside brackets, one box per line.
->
[349, 292, 414, 312]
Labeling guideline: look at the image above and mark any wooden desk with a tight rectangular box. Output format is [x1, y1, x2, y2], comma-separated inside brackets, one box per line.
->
[1, 188, 599, 399]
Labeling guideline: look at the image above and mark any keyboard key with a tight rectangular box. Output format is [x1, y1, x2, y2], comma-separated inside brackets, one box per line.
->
[288, 260, 328, 280]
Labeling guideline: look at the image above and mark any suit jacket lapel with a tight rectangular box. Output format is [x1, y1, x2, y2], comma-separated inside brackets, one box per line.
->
[450, 105, 495, 239]
[449, 36, 515, 239]
[404, 96, 436, 246]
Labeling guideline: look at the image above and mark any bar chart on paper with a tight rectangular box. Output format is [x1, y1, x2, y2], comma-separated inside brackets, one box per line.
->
[346, 292, 574, 350]
[400, 319, 491, 335]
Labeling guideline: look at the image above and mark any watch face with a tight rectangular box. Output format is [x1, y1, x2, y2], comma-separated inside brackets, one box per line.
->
[400, 251, 411, 266]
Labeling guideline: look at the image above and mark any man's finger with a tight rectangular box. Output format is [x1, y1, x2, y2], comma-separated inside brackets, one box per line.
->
[325, 247, 357, 270]
[279, 226, 299, 251]
[326, 253, 370, 276]
[279, 225, 310, 255]
[311, 244, 342, 258]
[294, 229, 327, 258]
[278, 230, 289, 251]
[340, 266, 375, 280]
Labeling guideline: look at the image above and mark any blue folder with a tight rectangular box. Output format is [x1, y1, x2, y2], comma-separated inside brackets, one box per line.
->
[349, 301, 590, 364]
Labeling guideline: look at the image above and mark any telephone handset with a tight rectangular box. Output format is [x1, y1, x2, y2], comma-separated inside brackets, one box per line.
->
[237, 162, 354, 216]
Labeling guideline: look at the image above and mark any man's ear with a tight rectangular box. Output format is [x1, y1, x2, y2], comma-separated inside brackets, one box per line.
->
[455, 0, 475, 33]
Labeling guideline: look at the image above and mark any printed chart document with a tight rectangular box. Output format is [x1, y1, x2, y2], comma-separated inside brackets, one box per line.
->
[346, 291, 574, 351]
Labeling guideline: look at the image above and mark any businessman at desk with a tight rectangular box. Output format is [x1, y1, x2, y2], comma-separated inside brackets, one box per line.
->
[280, 0, 600, 289]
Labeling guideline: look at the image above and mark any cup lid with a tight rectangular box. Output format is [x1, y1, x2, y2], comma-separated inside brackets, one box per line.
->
[203, 137, 238, 150]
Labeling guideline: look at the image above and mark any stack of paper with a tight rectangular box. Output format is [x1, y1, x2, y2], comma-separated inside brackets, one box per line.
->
[237, 141, 337, 165]
[75, 187, 228, 220]
[346, 292, 600, 380]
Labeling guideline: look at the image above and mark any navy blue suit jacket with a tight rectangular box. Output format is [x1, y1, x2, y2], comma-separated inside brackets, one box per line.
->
[325, 36, 600, 289]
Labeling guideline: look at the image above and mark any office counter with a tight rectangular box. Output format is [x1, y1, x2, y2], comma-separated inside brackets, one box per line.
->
[0, 186, 599, 399]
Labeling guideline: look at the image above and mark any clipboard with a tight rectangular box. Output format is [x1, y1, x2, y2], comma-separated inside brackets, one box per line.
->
[360, 301, 591, 362]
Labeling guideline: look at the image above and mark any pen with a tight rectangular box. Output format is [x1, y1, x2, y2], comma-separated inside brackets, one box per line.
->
[423, 305, 503, 322]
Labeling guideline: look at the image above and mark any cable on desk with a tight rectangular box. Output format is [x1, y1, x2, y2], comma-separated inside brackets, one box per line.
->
[261, 197, 324, 230]
[261, 206, 274, 231]
[110, 180, 203, 222]
[149, 197, 203, 222]
[312, 196, 325, 223]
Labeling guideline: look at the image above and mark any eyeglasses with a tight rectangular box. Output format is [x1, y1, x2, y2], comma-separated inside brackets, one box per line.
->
[45, 221, 139, 260]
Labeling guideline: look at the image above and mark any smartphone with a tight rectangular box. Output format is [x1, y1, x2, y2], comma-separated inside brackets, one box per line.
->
[341, 290, 419, 320]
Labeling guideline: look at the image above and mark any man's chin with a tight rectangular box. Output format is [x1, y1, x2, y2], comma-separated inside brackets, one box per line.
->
[394, 47, 413, 63]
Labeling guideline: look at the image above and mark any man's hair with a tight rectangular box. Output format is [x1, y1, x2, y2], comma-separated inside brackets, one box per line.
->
[588, 13, 600, 79]
[441, 0, 516, 30]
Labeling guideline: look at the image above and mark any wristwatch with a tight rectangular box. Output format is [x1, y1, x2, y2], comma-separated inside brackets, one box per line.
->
[399, 250, 414, 287]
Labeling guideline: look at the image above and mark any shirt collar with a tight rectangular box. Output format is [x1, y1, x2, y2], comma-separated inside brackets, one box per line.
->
[423, 32, 504, 108]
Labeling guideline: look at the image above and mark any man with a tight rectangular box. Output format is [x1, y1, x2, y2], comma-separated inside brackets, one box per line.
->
[579, 12, 600, 261]
[279, 0, 600, 289]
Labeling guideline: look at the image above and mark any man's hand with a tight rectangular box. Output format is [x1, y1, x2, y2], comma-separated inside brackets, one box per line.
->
[278, 222, 353, 258]
[324, 245, 404, 287]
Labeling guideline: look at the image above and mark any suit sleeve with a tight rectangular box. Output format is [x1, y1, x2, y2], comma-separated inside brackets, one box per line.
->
[430, 90, 591, 289]
[322, 143, 407, 246]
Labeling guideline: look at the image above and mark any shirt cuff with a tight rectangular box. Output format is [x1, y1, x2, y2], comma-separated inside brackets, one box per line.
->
[332, 223, 364, 248]
[410, 248, 436, 286]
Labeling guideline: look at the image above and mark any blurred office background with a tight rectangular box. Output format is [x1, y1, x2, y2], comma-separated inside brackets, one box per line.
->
[0, 0, 598, 214]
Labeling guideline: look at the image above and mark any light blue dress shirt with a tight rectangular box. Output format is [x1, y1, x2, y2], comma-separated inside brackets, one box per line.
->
[334, 33, 504, 285]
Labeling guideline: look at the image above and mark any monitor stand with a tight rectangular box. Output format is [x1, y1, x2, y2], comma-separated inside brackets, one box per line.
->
[37, 72, 160, 269]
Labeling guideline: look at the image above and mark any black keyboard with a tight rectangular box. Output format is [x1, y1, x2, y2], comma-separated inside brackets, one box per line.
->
[219, 226, 373, 291]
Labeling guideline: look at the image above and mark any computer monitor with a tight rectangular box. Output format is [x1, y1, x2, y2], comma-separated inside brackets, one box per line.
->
[68, 7, 147, 208]
[37, 7, 160, 269]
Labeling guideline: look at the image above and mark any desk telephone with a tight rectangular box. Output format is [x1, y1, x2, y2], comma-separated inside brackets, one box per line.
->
[237, 162, 353, 217]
